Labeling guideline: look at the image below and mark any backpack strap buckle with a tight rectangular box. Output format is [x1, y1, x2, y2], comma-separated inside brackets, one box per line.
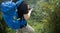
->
[17, 18, 21, 20]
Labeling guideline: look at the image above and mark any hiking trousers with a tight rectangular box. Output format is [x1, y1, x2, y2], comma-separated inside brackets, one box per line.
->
[16, 24, 35, 33]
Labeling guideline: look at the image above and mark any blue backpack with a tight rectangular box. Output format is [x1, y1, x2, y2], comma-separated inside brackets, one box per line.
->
[1, 0, 27, 29]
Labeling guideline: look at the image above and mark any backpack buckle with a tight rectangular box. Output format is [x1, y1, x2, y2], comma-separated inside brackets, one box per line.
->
[13, 16, 20, 20]
[17, 18, 21, 20]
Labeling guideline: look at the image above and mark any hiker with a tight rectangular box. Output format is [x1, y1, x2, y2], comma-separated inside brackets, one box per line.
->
[14, 0, 35, 33]
[1, 0, 35, 33]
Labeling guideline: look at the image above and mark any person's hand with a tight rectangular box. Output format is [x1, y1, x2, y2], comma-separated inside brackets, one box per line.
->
[27, 5, 33, 12]
[29, 8, 33, 12]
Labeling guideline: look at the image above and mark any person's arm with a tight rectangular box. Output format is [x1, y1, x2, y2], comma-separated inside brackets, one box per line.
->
[24, 8, 33, 20]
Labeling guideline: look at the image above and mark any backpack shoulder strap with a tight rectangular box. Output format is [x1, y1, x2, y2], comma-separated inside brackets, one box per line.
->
[16, 0, 23, 7]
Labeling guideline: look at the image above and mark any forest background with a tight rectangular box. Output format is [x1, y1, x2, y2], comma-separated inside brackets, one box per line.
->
[0, 0, 60, 33]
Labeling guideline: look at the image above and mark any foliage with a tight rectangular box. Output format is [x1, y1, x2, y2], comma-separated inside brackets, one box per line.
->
[0, 0, 60, 33]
